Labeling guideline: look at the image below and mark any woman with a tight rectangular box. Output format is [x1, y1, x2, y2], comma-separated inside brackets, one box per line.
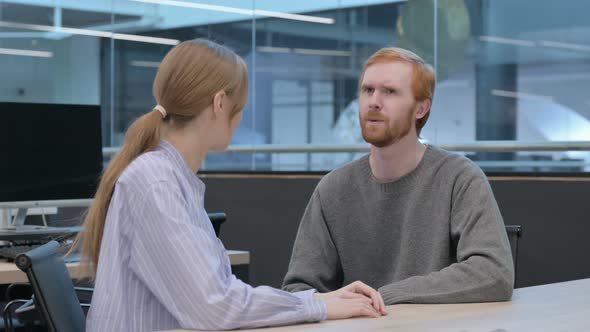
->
[75, 39, 386, 331]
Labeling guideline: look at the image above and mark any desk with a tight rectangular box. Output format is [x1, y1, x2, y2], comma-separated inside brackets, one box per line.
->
[167, 278, 590, 332]
[0, 250, 249, 284]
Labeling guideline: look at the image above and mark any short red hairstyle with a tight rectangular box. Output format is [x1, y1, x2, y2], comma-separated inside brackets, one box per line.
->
[360, 47, 436, 135]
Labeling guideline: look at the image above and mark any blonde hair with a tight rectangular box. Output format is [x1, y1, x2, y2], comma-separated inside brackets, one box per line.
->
[360, 47, 436, 135]
[73, 39, 248, 279]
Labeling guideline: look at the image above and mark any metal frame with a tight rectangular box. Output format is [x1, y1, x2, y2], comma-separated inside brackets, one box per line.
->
[102, 141, 590, 157]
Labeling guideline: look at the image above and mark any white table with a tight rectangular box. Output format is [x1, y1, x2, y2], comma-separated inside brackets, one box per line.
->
[167, 278, 590, 332]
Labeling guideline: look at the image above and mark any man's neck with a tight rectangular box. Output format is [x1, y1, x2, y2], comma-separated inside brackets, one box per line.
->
[369, 135, 427, 182]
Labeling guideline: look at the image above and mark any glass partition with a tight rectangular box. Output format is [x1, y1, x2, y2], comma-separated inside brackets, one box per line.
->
[2, 0, 588, 172]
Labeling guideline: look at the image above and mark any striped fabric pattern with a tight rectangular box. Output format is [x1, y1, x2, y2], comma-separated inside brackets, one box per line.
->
[86, 140, 326, 331]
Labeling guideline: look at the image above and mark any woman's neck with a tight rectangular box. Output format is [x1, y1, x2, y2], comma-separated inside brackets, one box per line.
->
[162, 124, 208, 173]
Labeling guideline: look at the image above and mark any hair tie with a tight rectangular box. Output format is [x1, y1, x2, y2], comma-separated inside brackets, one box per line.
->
[154, 104, 167, 118]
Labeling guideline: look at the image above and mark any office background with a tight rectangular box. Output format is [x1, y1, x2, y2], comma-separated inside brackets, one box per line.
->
[1, 0, 589, 172]
[1, 0, 589, 289]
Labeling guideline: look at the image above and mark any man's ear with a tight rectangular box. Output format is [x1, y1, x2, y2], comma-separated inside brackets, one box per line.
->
[415, 99, 431, 120]
[212, 90, 227, 118]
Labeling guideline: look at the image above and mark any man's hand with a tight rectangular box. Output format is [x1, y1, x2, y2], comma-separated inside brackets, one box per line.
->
[315, 280, 387, 315]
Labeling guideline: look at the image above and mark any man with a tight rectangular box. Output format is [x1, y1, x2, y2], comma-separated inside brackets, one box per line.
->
[282, 47, 514, 305]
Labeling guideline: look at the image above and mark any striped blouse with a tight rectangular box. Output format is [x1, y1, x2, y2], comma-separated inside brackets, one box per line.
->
[86, 140, 326, 331]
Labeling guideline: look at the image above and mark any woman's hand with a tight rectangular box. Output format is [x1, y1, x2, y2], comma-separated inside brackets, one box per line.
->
[315, 281, 387, 317]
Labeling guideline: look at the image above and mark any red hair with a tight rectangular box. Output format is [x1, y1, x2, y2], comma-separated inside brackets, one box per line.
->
[361, 47, 436, 135]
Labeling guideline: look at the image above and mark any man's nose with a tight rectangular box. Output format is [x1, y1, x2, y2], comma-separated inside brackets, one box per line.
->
[368, 92, 381, 111]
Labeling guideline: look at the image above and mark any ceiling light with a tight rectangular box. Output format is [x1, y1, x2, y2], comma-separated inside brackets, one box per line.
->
[293, 48, 350, 56]
[491, 89, 554, 102]
[539, 40, 590, 53]
[0, 21, 179, 46]
[130, 0, 334, 24]
[479, 36, 535, 47]
[256, 46, 291, 53]
[0, 47, 52, 58]
[256, 46, 350, 57]
[130, 60, 161, 67]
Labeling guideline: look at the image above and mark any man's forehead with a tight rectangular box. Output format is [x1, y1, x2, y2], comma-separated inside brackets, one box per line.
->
[363, 71, 411, 87]
[366, 61, 412, 73]
[362, 62, 412, 83]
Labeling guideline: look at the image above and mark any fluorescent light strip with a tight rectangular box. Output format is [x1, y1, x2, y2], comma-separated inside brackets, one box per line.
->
[0, 47, 52, 58]
[254, 9, 334, 24]
[479, 35, 535, 47]
[130, 60, 161, 68]
[293, 48, 351, 56]
[0, 21, 179, 46]
[480, 35, 590, 54]
[132, 0, 252, 15]
[539, 40, 590, 53]
[131, 0, 334, 24]
[491, 89, 554, 102]
[113, 32, 178, 45]
[256, 46, 291, 53]
[256, 46, 350, 57]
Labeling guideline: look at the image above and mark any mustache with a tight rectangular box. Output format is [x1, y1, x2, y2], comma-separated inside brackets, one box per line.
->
[361, 114, 388, 122]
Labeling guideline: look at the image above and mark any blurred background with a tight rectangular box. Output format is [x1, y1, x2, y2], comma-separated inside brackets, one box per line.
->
[1, 0, 589, 173]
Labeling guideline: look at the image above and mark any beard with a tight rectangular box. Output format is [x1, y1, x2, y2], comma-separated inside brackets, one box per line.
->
[360, 107, 414, 148]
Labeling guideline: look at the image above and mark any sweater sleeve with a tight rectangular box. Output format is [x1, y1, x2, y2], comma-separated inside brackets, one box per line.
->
[282, 189, 344, 293]
[378, 167, 514, 304]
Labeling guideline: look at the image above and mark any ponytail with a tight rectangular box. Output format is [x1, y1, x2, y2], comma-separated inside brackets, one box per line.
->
[73, 109, 163, 279]
[72, 38, 249, 280]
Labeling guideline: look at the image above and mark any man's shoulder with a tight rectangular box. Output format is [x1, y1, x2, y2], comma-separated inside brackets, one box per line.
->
[428, 146, 487, 183]
[318, 155, 369, 193]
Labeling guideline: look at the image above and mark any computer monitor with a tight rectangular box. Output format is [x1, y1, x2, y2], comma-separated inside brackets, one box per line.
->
[0, 102, 103, 230]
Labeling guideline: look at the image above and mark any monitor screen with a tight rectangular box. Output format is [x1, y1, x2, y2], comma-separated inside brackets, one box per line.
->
[0, 102, 103, 204]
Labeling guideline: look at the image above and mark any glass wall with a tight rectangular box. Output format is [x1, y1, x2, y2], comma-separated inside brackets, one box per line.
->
[1, 0, 589, 172]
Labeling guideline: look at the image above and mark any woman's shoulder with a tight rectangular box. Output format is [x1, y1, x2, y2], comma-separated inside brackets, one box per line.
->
[118, 150, 177, 188]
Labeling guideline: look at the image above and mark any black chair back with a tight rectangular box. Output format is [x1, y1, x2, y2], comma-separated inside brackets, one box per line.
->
[208, 212, 227, 237]
[505, 225, 523, 286]
[15, 241, 85, 332]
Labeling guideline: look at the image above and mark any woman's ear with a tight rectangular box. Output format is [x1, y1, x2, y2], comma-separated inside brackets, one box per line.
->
[212, 90, 227, 118]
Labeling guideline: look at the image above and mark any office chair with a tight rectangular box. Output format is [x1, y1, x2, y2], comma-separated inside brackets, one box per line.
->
[2, 213, 227, 332]
[208, 212, 227, 237]
[505, 225, 523, 286]
[1, 298, 30, 332]
[12, 241, 87, 332]
[1, 283, 36, 332]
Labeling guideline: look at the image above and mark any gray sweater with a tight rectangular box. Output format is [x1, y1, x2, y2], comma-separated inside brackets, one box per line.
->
[282, 145, 514, 304]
